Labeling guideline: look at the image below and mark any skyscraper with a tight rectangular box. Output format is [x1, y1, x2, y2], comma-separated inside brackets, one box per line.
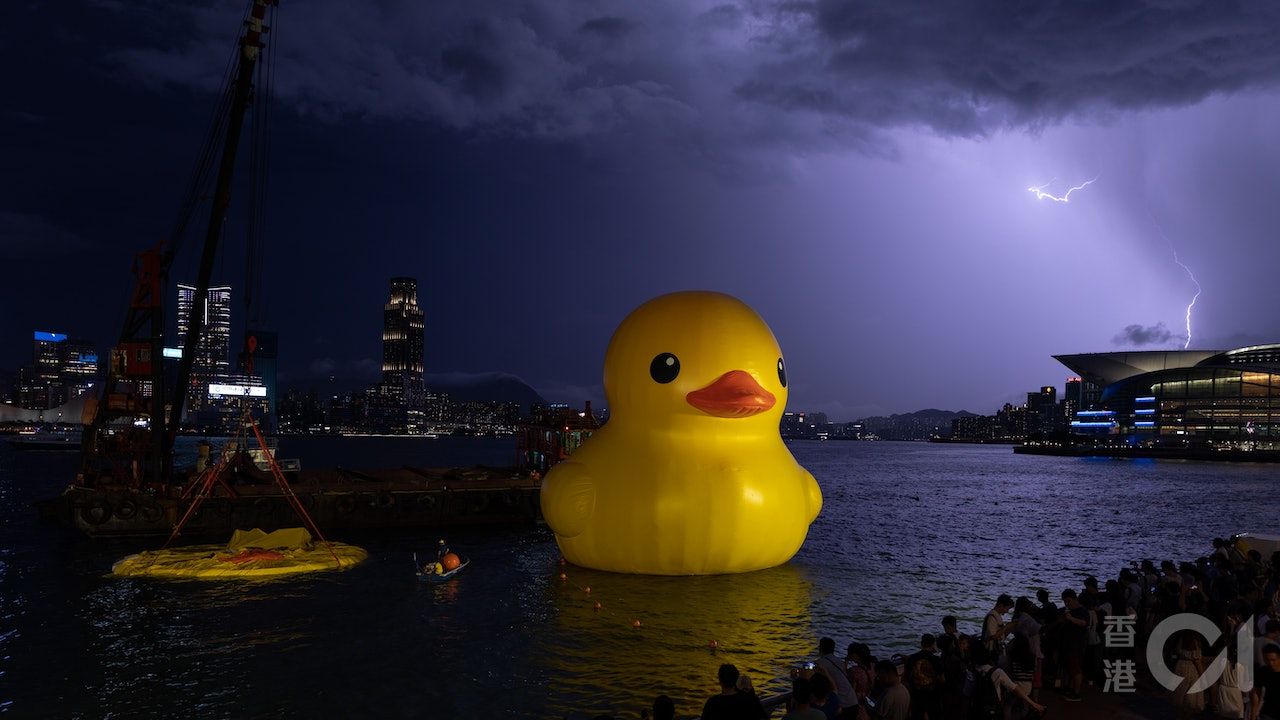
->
[379, 277, 425, 431]
[1063, 376, 1082, 425]
[382, 277, 425, 398]
[176, 284, 232, 410]
[32, 331, 66, 384]
[24, 331, 99, 409]
[1026, 385, 1059, 436]
[1065, 377, 1082, 406]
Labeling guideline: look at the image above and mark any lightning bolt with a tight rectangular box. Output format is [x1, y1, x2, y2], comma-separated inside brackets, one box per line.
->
[1028, 176, 1098, 203]
[1147, 209, 1202, 350]
[1171, 249, 1201, 350]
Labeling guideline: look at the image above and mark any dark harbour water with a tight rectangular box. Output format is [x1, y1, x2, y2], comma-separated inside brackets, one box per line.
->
[2, 437, 1278, 718]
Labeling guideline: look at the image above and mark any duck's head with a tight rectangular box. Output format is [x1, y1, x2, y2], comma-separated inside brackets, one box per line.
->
[603, 291, 788, 432]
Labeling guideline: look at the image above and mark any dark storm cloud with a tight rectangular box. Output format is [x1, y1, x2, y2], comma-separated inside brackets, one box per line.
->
[0, 211, 89, 260]
[577, 16, 636, 40]
[1113, 322, 1177, 347]
[741, 1, 1280, 136]
[440, 45, 508, 102]
[107, 0, 1280, 147]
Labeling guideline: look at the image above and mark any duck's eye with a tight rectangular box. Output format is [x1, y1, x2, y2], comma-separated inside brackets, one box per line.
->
[649, 353, 680, 384]
[777, 357, 787, 388]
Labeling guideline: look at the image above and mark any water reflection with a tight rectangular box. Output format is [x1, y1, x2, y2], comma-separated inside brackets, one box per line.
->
[77, 574, 334, 716]
[7, 439, 1280, 717]
[544, 563, 817, 717]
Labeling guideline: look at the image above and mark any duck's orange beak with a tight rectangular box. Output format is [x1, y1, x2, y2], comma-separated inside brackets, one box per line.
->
[685, 370, 776, 418]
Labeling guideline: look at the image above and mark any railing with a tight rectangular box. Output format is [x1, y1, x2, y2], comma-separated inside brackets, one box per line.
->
[759, 691, 791, 717]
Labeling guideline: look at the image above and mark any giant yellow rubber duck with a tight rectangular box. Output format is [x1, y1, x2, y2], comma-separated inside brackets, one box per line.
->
[540, 291, 822, 575]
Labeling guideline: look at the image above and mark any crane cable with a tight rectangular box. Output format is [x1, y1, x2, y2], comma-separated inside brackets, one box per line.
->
[245, 0, 277, 328]
[166, 0, 257, 267]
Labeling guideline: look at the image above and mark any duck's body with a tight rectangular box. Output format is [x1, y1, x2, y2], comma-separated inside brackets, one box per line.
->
[541, 291, 822, 575]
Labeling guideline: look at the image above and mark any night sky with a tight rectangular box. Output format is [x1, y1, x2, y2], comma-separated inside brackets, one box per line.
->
[3, 1, 1280, 419]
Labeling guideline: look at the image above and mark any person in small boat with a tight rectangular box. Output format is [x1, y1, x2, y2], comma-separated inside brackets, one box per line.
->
[420, 539, 450, 575]
[422, 540, 462, 575]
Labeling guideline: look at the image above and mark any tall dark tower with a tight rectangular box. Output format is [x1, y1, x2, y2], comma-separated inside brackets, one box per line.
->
[381, 277, 425, 410]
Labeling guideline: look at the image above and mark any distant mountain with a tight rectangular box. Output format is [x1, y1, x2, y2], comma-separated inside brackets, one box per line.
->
[855, 408, 977, 441]
[425, 372, 546, 407]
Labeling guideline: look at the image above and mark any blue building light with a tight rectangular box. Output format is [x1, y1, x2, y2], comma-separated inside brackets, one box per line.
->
[1135, 396, 1156, 403]
[34, 331, 67, 343]
[1077, 410, 1115, 417]
[1134, 409, 1156, 415]
[1134, 421, 1156, 428]
[1071, 421, 1117, 427]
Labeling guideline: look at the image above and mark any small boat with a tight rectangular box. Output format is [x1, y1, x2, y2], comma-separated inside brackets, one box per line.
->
[414, 552, 470, 582]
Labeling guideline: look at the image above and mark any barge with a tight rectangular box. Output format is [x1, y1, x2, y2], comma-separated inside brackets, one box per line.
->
[43, 464, 542, 538]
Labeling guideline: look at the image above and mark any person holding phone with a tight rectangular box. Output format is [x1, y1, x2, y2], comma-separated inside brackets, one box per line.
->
[872, 660, 911, 720]
[813, 637, 860, 717]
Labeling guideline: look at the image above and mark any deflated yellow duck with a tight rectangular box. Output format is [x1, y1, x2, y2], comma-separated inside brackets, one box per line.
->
[540, 291, 822, 575]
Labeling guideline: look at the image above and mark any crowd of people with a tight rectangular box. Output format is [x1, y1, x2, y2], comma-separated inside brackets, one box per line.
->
[589, 537, 1280, 720]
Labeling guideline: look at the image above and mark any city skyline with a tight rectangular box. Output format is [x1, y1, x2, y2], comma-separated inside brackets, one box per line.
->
[0, 304, 1165, 428]
[4, 2, 1280, 419]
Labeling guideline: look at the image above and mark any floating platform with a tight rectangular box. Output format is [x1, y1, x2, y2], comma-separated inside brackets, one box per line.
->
[112, 528, 366, 579]
[42, 465, 543, 537]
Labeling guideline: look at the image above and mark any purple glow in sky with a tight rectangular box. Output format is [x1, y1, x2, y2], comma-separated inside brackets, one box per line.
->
[3, 1, 1280, 419]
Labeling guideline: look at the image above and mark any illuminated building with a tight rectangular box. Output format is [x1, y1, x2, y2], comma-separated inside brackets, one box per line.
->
[1025, 385, 1059, 436]
[33, 330, 66, 384]
[378, 277, 425, 432]
[951, 415, 994, 440]
[382, 278, 424, 395]
[22, 331, 99, 409]
[1063, 376, 1082, 422]
[176, 284, 232, 411]
[186, 373, 271, 434]
[1056, 345, 1280, 445]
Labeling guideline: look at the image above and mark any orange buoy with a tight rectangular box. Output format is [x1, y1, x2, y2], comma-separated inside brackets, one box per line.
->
[441, 553, 461, 571]
[559, 572, 567, 582]
[631, 619, 642, 629]
[593, 601, 602, 611]
[709, 640, 719, 650]
[584, 586, 591, 594]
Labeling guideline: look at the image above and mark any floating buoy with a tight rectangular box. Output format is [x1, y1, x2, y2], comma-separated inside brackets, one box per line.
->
[593, 601, 602, 611]
[583, 586, 591, 594]
[631, 619, 642, 629]
[709, 640, 719, 650]
[441, 553, 461, 571]
[560, 557, 566, 566]
[559, 572, 567, 582]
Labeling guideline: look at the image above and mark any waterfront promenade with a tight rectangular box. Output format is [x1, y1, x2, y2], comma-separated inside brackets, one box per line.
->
[599, 531, 1279, 720]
